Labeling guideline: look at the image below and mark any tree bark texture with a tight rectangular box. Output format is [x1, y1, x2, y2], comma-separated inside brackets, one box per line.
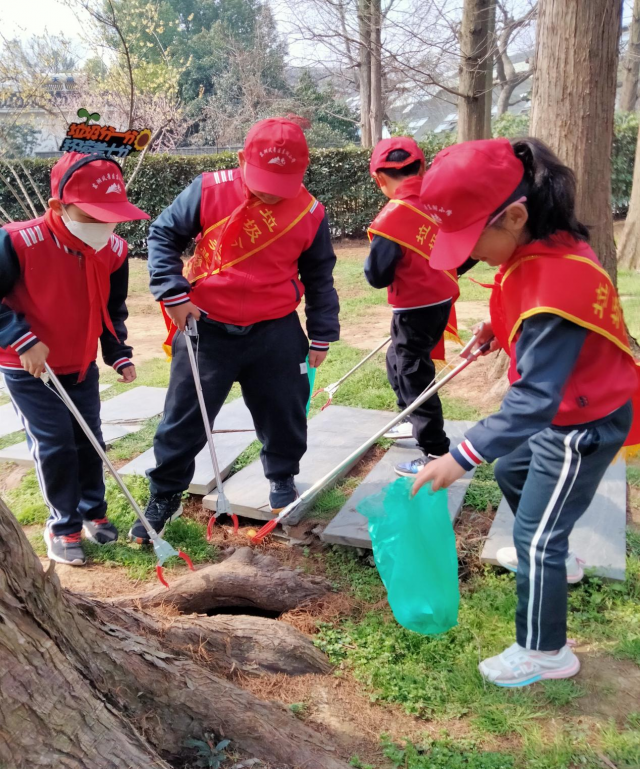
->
[369, 0, 383, 144]
[484, 0, 496, 138]
[114, 546, 332, 614]
[617, 118, 640, 269]
[458, 0, 491, 142]
[620, 0, 640, 113]
[95, 601, 332, 677]
[530, 0, 622, 284]
[0, 498, 351, 769]
[358, 0, 373, 147]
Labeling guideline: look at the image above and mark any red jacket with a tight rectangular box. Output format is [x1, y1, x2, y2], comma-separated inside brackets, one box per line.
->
[189, 170, 326, 326]
[0, 216, 128, 375]
[498, 238, 638, 426]
[367, 176, 460, 309]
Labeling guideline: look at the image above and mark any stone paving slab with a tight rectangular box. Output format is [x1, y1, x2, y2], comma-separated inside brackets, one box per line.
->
[119, 397, 255, 495]
[0, 423, 143, 467]
[321, 420, 477, 548]
[481, 458, 627, 581]
[0, 402, 23, 438]
[204, 405, 395, 523]
[100, 386, 167, 424]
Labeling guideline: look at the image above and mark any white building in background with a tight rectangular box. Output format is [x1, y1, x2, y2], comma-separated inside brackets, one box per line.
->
[0, 75, 80, 156]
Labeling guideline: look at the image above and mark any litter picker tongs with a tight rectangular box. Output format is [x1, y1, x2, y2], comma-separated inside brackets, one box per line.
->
[42, 363, 195, 587]
[313, 336, 391, 410]
[184, 316, 239, 538]
[252, 332, 492, 543]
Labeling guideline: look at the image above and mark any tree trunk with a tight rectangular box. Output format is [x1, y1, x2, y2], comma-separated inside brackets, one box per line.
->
[358, 0, 373, 147]
[114, 546, 332, 614]
[496, 78, 518, 115]
[0, 498, 351, 769]
[530, 0, 622, 284]
[618, 118, 640, 269]
[620, 0, 640, 112]
[458, 0, 491, 142]
[484, 0, 496, 138]
[369, 0, 383, 144]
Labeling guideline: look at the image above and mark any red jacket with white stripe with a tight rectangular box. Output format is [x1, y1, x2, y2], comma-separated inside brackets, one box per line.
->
[0, 216, 133, 375]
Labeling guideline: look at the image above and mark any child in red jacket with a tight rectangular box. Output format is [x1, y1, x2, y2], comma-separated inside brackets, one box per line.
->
[136, 118, 340, 542]
[0, 152, 149, 566]
[365, 137, 465, 475]
[414, 138, 638, 686]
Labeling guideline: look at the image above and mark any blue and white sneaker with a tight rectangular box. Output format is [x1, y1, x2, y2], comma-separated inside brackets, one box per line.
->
[394, 454, 439, 477]
[479, 642, 580, 688]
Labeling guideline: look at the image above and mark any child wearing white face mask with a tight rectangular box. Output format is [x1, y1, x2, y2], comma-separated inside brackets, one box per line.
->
[0, 152, 149, 566]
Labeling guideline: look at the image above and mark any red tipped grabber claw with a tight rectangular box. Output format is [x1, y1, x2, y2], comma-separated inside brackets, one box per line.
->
[206, 509, 240, 540]
[42, 363, 195, 588]
[156, 549, 195, 588]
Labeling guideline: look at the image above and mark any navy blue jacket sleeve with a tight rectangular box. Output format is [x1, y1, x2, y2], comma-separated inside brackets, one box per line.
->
[451, 314, 588, 469]
[101, 258, 133, 372]
[147, 175, 203, 304]
[457, 257, 477, 276]
[0, 228, 39, 354]
[298, 213, 340, 346]
[364, 234, 403, 289]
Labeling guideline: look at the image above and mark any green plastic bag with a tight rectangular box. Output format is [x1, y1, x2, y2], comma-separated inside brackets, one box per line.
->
[357, 476, 459, 635]
[306, 357, 316, 417]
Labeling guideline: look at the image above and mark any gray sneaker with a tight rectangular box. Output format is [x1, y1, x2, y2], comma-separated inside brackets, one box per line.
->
[83, 517, 119, 545]
[384, 418, 413, 440]
[45, 529, 86, 566]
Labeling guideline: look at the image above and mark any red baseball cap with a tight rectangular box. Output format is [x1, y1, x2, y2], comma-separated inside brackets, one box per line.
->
[50, 152, 149, 222]
[242, 118, 309, 199]
[420, 138, 525, 270]
[369, 136, 425, 175]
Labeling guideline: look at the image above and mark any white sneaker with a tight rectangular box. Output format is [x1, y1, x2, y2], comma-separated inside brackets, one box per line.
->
[384, 418, 413, 440]
[479, 642, 580, 687]
[496, 547, 585, 584]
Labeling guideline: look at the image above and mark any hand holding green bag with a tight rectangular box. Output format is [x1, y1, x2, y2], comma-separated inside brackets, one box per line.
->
[357, 476, 459, 635]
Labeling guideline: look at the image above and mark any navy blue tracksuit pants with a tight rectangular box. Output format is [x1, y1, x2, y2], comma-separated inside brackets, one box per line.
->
[148, 311, 310, 496]
[494, 401, 632, 651]
[3, 362, 107, 537]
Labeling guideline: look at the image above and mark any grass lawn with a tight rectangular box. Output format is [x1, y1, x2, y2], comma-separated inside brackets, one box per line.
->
[1, 251, 640, 768]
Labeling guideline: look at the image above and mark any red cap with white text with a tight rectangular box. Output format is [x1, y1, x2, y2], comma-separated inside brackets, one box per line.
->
[242, 118, 309, 199]
[419, 138, 524, 270]
[50, 152, 149, 223]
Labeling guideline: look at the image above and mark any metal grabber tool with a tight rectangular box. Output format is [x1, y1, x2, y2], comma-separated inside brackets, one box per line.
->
[313, 336, 391, 410]
[42, 363, 195, 588]
[252, 333, 493, 543]
[184, 316, 239, 538]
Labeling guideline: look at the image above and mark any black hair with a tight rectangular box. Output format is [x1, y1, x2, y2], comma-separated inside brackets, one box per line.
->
[376, 149, 422, 179]
[491, 137, 589, 243]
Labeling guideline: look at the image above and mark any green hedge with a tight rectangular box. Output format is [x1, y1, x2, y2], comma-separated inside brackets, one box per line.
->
[1, 120, 638, 257]
[0, 141, 452, 257]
